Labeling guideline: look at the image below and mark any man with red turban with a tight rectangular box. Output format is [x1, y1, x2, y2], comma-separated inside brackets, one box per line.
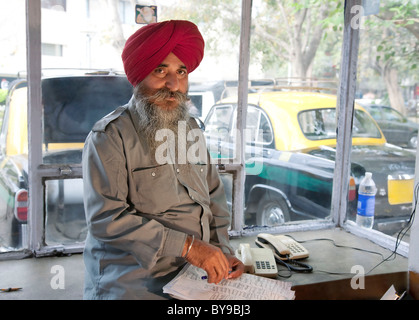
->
[82, 20, 244, 300]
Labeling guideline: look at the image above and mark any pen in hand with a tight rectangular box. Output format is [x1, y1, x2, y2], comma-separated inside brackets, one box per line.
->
[201, 270, 232, 280]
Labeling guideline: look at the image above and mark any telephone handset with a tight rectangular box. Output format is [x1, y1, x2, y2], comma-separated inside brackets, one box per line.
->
[235, 243, 278, 278]
[255, 233, 309, 261]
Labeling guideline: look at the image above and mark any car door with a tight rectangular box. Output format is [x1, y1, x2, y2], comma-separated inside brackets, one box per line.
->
[243, 106, 274, 163]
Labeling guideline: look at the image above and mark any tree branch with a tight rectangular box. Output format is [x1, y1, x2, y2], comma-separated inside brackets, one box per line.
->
[253, 22, 292, 56]
[277, 0, 295, 47]
[294, 8, 308, 39]
[301, 3, 329, 69]
[376, 9, 419, 41]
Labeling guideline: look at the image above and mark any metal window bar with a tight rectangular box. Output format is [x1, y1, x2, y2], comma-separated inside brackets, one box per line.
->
[27, 0, 43, 254]
[228, 0, 252, 235]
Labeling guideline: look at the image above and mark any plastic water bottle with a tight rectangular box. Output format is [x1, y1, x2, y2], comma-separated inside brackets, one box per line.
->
[356, 172, 377, 229]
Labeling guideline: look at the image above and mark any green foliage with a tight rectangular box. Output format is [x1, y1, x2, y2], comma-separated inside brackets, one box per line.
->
[159, 0, 242, 53]
[157, 0, 417, 83]
[0, 89, 7, 104]
[362, 3, 418, 75]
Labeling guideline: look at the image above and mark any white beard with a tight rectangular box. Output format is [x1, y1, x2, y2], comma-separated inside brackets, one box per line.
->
[133, 85, 192, 162]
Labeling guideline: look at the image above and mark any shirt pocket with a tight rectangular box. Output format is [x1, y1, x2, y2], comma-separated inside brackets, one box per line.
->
[131, 164, 180, 215]
[182, 162, 210, 205]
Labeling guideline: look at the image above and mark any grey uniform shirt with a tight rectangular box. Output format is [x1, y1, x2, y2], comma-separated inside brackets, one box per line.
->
[82, 99, 233, 299]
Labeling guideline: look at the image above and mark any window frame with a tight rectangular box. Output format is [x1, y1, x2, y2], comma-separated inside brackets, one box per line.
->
[27, 0, 84, 256]
[20, 0, 413, 262]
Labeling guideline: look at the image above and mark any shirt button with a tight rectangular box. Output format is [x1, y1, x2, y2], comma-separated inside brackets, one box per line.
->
[176, 168, 180, 173]
[200, 168, 204, 172]
[151, 172, 156, 177]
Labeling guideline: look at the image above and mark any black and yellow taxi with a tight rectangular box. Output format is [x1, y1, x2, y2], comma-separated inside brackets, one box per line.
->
[204, 90, 415, 234]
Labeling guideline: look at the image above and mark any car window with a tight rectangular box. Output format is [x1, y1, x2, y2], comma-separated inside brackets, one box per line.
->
[259, 111, 273, 144]
[246, 106, 273, 145]
[352, 109, 382, 138]
[3, 76, 132, 163]
[204, 105, 233, 140]
[299, 108, 382, 140]
[298, 108, 337, 140]
[246, 107, 260, 143]
[383, 108, 404, 122]
[42, 76, 132, 145]
[367, 108, 383, 120]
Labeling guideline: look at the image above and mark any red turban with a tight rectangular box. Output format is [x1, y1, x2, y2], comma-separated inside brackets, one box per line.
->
[121, 20, 205, 87]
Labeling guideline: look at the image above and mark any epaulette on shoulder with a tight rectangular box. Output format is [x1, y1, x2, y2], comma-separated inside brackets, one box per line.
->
[189, 116, 205, 131]
[92, 106, 127, 132]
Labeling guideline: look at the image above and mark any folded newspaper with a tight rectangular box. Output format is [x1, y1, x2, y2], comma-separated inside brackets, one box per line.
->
[163, 264, 295, 300]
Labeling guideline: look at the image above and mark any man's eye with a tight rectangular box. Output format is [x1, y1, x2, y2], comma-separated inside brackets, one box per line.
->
[154, 68, 167, 78]
[177, 69, 188, 77]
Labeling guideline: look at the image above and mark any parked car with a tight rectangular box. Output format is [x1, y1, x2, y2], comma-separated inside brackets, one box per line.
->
[363, 104, 418, 149]
[204, 91, 416, 235]
[188, 80, 225, 121]
[0, 74, 133, 250]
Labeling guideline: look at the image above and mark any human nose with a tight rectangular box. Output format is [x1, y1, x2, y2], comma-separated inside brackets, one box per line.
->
[165, 72, 180, 91]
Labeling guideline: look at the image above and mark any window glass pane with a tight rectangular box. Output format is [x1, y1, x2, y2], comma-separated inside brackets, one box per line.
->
[204, 0, 347, 229]
[41, 75, 132, 164]
[0, 1, 28, 253]
[42, 43, 63, 56]
[238, 0, 343, 229]
[35, 0, 243, 166]
[352, 109, 382, 138]
[349, 0, 418, 243]
[45, 178, 87, 245]
[34, 0, 241, 248]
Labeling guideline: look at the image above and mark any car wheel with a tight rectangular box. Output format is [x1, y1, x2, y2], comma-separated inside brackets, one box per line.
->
[408, 133, 417, 149]
[256, 195, 290, 226]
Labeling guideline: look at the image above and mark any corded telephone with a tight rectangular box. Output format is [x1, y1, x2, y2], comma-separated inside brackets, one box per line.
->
[255, 233, 309, 260]
[235, 243, 278, 278]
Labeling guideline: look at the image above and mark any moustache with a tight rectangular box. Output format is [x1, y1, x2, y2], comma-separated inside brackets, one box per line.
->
[146, 87, 189, 105]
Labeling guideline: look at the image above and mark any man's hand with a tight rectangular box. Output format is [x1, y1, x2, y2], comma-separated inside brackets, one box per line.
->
[183, 236, 232, 284]
[225, 253, 245, 280]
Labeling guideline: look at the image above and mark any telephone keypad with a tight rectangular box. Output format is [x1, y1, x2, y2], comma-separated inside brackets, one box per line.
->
[287, 243, 304, 254]
[256, 260, 276, 270]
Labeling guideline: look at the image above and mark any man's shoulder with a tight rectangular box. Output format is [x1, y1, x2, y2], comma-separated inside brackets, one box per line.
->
[188, 116, 205, 131]
[92, 105, 128, 133]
